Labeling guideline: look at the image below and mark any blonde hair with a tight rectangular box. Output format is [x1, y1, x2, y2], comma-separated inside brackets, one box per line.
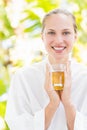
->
[42, 8, 77, 33]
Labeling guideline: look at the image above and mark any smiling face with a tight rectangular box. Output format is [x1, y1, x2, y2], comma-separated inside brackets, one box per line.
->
[42, 13, 77, 63]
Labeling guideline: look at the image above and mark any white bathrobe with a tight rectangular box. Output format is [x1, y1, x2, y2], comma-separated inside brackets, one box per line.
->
[5, 58, 87, 130]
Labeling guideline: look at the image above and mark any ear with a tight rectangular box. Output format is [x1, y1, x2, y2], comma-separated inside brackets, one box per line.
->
[41, 32, 44, 41]
[74, 33, 78, 42]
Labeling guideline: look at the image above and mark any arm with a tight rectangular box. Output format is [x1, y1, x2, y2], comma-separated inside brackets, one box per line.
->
[45, 96, 59, 130]
[60, 61, 76, 130]
[74, 93, 87, 130]
[5, 70, 45, 130]
[61, 62, 87, 130]
[44, 64, 60, 130]
[74, 111, 87, 130]
[63, 101, 76, 130]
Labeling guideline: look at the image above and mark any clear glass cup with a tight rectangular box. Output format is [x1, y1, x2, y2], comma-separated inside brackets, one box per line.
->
[50, 64, 65, 91]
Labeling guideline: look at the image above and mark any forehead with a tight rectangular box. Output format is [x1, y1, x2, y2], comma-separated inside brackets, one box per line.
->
[44, 14, 74, 30]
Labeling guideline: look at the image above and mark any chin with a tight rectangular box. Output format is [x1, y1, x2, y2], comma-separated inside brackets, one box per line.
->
[54, 55, 69, 62]
[55, 55, 64, 59]
[48, 54, 69, 63]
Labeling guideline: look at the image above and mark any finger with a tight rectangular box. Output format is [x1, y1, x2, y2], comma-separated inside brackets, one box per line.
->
[46, 63, 50, 80]
[64, 61, 71, 89]
[45, 64, 54, 91]
[45, 64, 51, 87]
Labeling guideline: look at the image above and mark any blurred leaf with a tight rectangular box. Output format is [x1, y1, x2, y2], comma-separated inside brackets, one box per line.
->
[0, 5, 14, 41]
[21, 0, 60, 37]
[0, 101, 6, 117]
[0, 80, 6, 96]
[0, 116, 10, 130]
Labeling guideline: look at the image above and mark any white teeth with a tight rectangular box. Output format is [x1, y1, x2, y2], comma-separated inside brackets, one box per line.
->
[53, 47, 64, 50]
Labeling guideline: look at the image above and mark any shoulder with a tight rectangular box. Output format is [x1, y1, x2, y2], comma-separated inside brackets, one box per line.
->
[71, 59, 87, 78]
[71, 59, 87, 71]
[12, 59, 46, 79]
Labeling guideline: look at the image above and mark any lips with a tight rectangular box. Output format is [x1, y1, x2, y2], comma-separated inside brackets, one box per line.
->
[52, 46, 66, 52]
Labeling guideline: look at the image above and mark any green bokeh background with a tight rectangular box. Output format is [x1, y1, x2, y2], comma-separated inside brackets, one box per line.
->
[0, 0, 87, 129]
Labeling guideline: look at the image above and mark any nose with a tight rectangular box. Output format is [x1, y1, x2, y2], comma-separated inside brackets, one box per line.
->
[55, 35, 63, 44]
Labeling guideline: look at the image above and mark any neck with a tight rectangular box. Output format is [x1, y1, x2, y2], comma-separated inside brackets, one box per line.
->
[48, 55, 71, 65]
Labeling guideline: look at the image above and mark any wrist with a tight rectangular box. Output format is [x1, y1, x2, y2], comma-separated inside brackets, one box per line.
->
[47, 91, 60, 105]
[49, 100, 60, 109]
[62, 98, 72, 107]
[62, 101, 76, 130]
[63, 101, 76, 122]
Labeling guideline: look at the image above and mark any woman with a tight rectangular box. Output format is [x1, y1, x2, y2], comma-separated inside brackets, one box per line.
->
[5, 8, 87, 130]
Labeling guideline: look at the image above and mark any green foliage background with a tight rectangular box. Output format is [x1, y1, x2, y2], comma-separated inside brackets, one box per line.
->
[0, 0, 87, 129]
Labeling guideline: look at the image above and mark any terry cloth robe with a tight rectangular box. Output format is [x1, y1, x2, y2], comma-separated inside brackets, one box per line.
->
[5, 59, 87, 130]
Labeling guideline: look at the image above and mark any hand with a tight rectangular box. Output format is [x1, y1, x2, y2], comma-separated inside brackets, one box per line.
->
[59, 61, 72, 106]
[59, 61, 76, 130]
[44, 64, 60, 130]
[44, 64, 60, 106]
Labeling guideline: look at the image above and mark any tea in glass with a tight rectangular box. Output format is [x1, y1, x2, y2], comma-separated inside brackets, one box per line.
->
[52, 71, 64, 90]
[51, 64, 65, 90]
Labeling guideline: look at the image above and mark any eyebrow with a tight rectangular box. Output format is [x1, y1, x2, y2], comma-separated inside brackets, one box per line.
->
[63, 29, 71, 31]
[48, 28, 71, 31]
[48, 29, 55, 31]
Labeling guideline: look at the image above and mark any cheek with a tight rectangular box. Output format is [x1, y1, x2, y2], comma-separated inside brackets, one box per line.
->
[67, 36, 75, 46]
[43, 36, 53, 45]
[65, 39, 74, 52]
[70, 43, 74, 50]
[68, 41, 74, 50]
